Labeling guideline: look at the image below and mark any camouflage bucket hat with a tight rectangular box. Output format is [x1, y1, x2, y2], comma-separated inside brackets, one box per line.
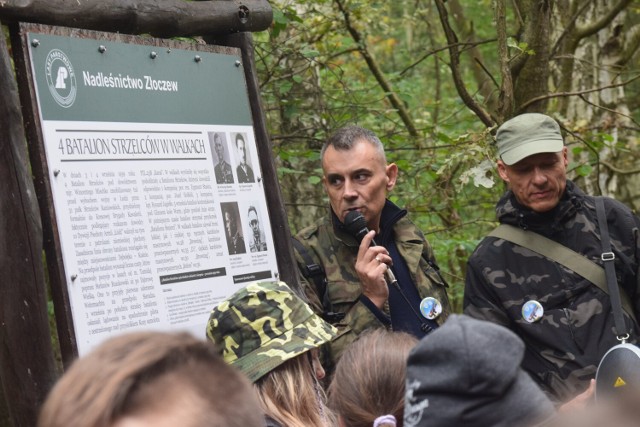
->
[206, 281, 338, 383]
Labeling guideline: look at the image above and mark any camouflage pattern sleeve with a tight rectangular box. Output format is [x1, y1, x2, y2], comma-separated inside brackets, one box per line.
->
[603, 197, 640, 323]
[463, 239, 512, 328]
[295, 247, 388, 364]
[394, 217, 452, 325]
[294, 263, 324, 317]
[293, 219, 392, 368]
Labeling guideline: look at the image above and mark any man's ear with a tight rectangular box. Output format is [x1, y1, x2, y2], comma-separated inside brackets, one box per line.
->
[497, 160, 510, 183]
[386, 163, 398, 191]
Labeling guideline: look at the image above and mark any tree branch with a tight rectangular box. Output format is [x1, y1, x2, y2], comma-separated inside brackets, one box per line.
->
[600, 161, 640, 175]
[334, 0, 418, 137]
[577, 94, 640, 129]
[574, 0, 632, 40]
[550, 0, 592, 58]
[617, 23, 640, 66]
[400, 39, 496, 76]
[433, 0, 494, 127]
[495, 0, 513, 121]
[516, 74, 640, 112]
[560, 124, 603, 195]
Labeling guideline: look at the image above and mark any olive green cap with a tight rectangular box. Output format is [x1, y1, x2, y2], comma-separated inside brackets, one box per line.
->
[206, 281, 337, 383]
[496, 113, 564, 165]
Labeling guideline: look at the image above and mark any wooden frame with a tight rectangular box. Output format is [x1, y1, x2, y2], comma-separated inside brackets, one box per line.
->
[0, 2, 291, 424]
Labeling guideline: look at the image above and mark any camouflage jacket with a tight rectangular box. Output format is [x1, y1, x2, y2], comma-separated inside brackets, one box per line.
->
[464, 180, 640, 403]
[294, 200, 451, 366]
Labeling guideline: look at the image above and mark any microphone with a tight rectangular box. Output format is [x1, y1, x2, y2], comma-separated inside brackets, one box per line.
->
[343, 211, 433, 333]
[343, 211, 398, 285]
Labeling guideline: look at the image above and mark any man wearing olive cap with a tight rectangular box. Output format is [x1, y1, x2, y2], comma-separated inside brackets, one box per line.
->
[463, 113, 640, 404]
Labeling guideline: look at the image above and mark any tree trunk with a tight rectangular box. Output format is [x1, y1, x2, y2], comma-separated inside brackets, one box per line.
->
[513, 0, 553, 113]
[0, 22, 58, 427]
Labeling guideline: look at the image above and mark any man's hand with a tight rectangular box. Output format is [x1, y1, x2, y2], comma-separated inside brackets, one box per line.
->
[558, 379, 595, 412]
[355, 230, 393, 309]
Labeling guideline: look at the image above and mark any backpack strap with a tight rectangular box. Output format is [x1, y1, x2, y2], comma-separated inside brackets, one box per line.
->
[291, 236, 345, 323]
[489, 223, 637, 324]
[596, 196, 630, 339]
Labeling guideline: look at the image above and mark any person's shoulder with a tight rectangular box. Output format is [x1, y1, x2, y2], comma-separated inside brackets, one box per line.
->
[393, 215, 428, 243]
[295, 216, 332, 242]
[602, 195, 636, 217]
[583, 193, 640, 230]
[463, 223, 507, 258]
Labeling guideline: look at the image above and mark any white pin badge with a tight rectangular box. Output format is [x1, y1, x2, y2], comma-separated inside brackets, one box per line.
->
[420, 297, 442, 320]
[522, 300, 544, 323]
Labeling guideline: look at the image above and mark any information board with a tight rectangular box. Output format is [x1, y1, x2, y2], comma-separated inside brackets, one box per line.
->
[25, 29, 279, 355]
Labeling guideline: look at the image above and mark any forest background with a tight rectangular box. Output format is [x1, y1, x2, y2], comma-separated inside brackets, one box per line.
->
[255, 0, 640, 312]
[0, 1, 638, 424]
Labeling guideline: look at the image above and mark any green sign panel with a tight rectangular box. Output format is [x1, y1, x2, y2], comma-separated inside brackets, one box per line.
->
[28, 32, 252, 125]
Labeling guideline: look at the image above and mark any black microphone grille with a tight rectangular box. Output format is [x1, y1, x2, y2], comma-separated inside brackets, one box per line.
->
[343, 211, 369, 242]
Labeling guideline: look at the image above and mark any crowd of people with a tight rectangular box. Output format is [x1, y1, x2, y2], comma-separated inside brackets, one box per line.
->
[38, 115, 640, 426]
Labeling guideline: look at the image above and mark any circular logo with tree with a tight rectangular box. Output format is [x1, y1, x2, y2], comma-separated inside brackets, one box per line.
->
[45, 49, 77, 108]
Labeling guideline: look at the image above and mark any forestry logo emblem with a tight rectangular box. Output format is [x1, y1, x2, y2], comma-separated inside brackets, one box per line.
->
[45, 49, 77, 108]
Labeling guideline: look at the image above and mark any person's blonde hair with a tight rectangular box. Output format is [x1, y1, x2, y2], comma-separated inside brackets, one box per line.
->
[38, 331, 263, 427]
[328, 329, 418, 427]
[255, 352, 334, 427]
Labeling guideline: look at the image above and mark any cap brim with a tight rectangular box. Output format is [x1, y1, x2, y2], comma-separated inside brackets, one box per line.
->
[501, 139, 563, 165]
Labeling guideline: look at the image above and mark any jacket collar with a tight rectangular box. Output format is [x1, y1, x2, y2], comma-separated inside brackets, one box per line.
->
[330, 200, 407, 246]
[497, 180, 583, 235]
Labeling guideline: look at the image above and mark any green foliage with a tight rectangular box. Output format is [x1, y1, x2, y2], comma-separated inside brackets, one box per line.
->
[254, 1, 498, 306]
[255, 0, 640, 312]
[507, 37, 535, 56]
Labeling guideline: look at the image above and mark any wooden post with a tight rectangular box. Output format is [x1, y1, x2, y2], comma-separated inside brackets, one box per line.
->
[0, 382, 11, 427]
[0, 22, 58, 427]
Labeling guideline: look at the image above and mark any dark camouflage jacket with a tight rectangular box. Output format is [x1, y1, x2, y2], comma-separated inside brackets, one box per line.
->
[464, 180, 640, 403]
[294, 200, 451, 366]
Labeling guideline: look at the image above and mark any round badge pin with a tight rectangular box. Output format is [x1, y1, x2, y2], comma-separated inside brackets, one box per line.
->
[522, 300, 544, 323]
[420, 297, 442, 320]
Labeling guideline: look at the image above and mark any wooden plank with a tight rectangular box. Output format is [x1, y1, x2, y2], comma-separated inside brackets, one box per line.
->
[0, 22, 58, 427]
[0, 0, 272, 37]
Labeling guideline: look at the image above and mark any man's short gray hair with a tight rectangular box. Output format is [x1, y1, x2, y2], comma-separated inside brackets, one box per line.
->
[321, 125, 386, 163]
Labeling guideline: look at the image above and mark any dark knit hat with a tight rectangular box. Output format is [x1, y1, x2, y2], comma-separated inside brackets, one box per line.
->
[404, 314, 555, 427]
